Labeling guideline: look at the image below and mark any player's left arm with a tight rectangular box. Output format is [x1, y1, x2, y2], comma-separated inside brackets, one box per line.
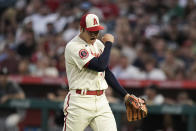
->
[85, 41, 112, 71]
[104, 66, 128, 97]
[105, 66, 143, 100]
[105, 67, 148, 121]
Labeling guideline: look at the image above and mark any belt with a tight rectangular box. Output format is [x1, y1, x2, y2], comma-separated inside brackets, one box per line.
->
[76, 89, 104, 96]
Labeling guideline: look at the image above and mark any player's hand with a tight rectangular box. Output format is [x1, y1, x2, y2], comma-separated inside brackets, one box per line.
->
[102, 34, 114, 43]
[124, 94, 140, 109]
[124, 94, 130, 101]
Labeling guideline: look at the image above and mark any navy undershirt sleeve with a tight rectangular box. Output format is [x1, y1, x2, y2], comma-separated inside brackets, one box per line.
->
[86, 41, 112, 72]
[105, 67, 128, 97]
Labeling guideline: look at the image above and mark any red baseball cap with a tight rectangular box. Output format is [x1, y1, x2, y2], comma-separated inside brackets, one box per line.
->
[80, 13, 104, 31]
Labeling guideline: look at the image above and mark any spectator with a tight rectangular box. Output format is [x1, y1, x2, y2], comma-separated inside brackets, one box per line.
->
[0, 8, 17, 36]
[31, 55, 59, 77]
[120, 32, 137, 63]
[27, 4, 55, 36]
[174, 67, 187, 80]
[15, 17, 34, 45]
[171, 91, 194, 131]
[161, 15, 187, 48]
[62, 18, 80, 43]
[0, 46, 20, 74]
[141, 84, 165, 131]
[184, 0, 196, 18]
[176, 91, 194, 105]
[151, 37, 167, 64]
[47, 85, 68, 131]
[133, 45, 149, 71]
[52, 4, 74, 33]
[177, 40, 195, 70]
[162, 91, 194, 131]
[108, 47, 121, 69]
[14, 0, 27, 24]
[141, 84, 165, 105]
[114, 17, 132, 48]
[160, 49, 184, 80]
[17, 29, 36, 58]
[0, 67, 25, 131]
[112, 54, 145, 80]
[144, 57, 167, 80]
[0, 30, 16, 53]
[18, 59, 30, 75]
[46, 22, 56, 35]
[25, 0, 42, 15]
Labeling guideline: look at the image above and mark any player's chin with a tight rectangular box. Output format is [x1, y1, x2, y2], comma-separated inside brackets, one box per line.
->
[90, 39, 96, 44]
[89, 38, 96, 44]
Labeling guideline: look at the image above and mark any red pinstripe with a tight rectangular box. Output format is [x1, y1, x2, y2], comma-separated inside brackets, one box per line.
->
[64, 93, 71, 131]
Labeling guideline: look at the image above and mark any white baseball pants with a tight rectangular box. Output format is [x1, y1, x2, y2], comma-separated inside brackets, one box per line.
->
[63, 90, 117, 131]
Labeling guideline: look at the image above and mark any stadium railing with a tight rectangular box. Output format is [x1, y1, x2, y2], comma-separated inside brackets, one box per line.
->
[0, 99, 195, 131]
[9, 75, 196, 89]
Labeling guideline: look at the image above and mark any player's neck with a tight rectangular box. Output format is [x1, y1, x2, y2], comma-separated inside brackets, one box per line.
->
[79, 34, 87, 43]
[79, 33, 94, 45]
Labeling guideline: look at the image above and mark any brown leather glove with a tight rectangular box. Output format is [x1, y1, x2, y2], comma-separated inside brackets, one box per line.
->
[125, 94, 148, 122]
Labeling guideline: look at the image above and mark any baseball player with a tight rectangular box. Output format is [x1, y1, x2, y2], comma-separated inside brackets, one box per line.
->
[63, 13, 147, 131]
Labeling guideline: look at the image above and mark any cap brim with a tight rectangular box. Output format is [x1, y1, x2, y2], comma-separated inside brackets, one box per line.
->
[86, 25, 104, 31]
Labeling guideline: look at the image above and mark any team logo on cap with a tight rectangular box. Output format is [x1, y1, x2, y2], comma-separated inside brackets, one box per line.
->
[93, 18, 98, 25]
[79, 49, 89, 59]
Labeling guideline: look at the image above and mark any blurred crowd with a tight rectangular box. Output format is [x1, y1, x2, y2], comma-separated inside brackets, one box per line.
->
[0, 0, 196, 80]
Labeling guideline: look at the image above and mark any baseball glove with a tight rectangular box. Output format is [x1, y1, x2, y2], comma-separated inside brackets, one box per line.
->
[125, 94, 147, 122]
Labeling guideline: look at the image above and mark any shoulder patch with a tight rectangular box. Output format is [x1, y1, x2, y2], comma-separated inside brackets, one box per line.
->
[79, 49, 89, 59]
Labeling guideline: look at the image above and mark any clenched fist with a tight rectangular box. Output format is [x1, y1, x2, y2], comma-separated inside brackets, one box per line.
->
[102, 34, 114, 43]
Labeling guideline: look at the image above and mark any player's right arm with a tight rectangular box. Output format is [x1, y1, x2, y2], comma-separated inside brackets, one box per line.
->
[85, 34, 114, 72]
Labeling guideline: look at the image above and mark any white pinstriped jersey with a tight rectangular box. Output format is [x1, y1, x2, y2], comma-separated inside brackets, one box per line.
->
[64, 35, 108, 90]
